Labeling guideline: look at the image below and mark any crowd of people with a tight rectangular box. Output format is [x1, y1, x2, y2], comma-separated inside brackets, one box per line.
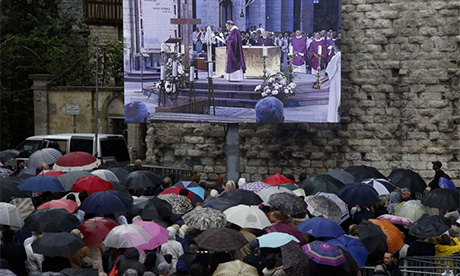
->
[1, 159, 458, 276]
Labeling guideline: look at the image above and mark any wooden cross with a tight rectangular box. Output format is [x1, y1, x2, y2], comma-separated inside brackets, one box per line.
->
[170, 4, 201, 68]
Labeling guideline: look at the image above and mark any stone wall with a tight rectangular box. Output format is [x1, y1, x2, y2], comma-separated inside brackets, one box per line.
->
[145, 0, 460, 184]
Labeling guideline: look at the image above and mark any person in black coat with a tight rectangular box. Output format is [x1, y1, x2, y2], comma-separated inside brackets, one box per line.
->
[118, 247, 146, 276]
[0, 228, 27, 276]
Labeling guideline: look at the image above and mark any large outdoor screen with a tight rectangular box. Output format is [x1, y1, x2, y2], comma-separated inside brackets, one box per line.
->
[123, 0, 341, 123]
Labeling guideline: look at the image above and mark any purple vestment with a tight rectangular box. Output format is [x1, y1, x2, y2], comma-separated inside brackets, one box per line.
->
[291, 36, 307, 66]
[308, 38, 327, 70]
[226, 28, 246, 74]
[257, 37, 274, 46]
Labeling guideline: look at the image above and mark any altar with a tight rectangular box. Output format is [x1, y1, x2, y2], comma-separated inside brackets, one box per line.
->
[215, 46, 281, 78]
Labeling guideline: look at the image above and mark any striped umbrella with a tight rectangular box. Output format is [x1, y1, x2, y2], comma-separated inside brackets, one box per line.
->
[303, 241, 347, 266]
[362, 178, 396, 196]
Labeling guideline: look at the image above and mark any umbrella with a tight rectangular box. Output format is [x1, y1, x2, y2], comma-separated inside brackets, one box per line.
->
[0, 177, 32, 202]
[91, 169, 119, 183]
[0, 167, 14, 177]
[78, 217, 118, 245]
[38, 170, 66, 178]
[281, 241, 309, 276]
[80, 190, 131, 215]
[409, 215, 451, 239]
[200, 196, 238, 211]
[388, 169, 427, 193]
[257, 232, 300, 248]
[304, 195, 343, 223]
[262, 173, 295, 186]
[121, 170, 162, 190]
[0, 202, 24, 227]
[267, 223, 306, 245]
[18, 175, 65, 192]
[60, 268, 98, 276]
[421, 188, 460, 210]
[240, 181, 270, 193]
[224, 205, 271, 230]
[257, 186, 295, 204]
[316, 192, 350, 223]
[394, 200, 429, 222]
[328, 235, 369, 268]
[357, 220, 387, 260]
[376, 214, 413, 226]
[182, 206, 227, 230]
[54, 152, 101, 172]
[25, 208, 79, 232]
[369, 219, 405, 254]
[72, 176, 113, 195]
[32, 232, 85, 257]
[220, 189, 263, 205]
[172, 180, 200, 188]
[338, 182, 379, 206]
[297, 217, 345, 238]
[37, 199, 77, 213]
[157, 194, 193, 214]
[345, 165, 386, 182]
[194, 227, 248, 252]
[27, 148, 62, 169]
[104, 224, 153, 248]
[300, 174, 345, 195]
[127, 197, 173, 221]
[279, 183, 299, 191]
[133, 220, 169, 250]
[213, 260, 258, 276]
[107, 167, 129, 182]
[325, 170, 355, 185]
[0, 149, 19, 164]
[58, 171, 93, 191]
[9, 197, 35, 220]
[160, 187, 203, 204]
[268, 193, 308, 217]
[303, 241, 346, 266]
[362, 178, 396, 195]
[171, 181, 205, 200]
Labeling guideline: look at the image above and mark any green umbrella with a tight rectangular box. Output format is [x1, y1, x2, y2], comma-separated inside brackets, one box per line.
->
[279, 183, 300, 191]
[300, 174, 345, 195]
[394, 200, 430, 222]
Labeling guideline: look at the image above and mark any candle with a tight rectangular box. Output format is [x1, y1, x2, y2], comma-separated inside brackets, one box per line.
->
[172, 61, 178, 77]
[208, 63, 213, 77]
[263, 47, 268, 57]
[190, 66, 195, 82]
[318, 45, 322, 55]
[289, 45, 293, 55]
[181, 44, 185, 54]
[160, 65, 165, 80]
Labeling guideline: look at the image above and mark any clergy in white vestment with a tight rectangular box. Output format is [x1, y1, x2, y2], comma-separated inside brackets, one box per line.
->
[325, 41, 341, 122]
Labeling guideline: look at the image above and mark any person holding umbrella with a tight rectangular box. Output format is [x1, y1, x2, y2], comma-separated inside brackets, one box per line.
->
[429, 161, 451, 190]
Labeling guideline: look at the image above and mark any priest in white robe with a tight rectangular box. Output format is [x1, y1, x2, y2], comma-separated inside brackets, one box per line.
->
[325, 41, 341, 122]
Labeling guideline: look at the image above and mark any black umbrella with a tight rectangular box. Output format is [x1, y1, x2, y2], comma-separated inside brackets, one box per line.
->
[25, 208, 79, 232]
[32, 232, 84, 257]
[110, 181, 134, 204]
[121, 170, 162, 189]
[300, 174, 345, 195]
[357, 220, 387, 261]
[268, 192, 308, 218]
[219, 189, 263, 205]
[0, 149, 20, 164]
[194, 227, 248, 252]
[108, 167, 130, 182]
[345, 165, 386, 182]
[0, 177, 32, 202]
[127, 197, 172, 221]
[325, 170, 356, 185]
[61, 268, 99, 276]
[409, 215, 451, 239]
[308, 248, 358, 276]
[421, 188, 460, 210]
[338, 182, 379, 206]
[201, 196, 238, 211]
[388, 169, 426, 193]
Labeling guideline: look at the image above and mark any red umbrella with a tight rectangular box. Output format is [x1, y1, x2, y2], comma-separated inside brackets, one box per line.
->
[37, 199, 77, 213]
[72, 176, 113, 195]
[78, 217, 118, 245]
[54, 152, 101, 172]
[160, 187, 197, 203]
[262, 173, 295, 186]
[38, 170, 66, 178]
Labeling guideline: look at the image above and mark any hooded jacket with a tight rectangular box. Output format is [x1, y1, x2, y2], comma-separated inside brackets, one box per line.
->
[435, 237, 460, 256]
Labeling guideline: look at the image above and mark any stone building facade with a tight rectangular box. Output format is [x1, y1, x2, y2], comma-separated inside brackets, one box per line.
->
[145, 0, 460, 184]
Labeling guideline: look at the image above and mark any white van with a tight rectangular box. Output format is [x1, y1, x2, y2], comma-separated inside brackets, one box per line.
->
[15, 133, 131, 167]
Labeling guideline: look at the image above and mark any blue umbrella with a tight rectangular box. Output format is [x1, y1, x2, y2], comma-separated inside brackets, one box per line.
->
[187, 186, 205, 200]
[257, 232, 300, 248]
[18, 175, 65, 192]
[338, 182, 379, 206]
[297, 217, 345, 238]
[327, 235, 369, 268]
[80, 190, 130, 215]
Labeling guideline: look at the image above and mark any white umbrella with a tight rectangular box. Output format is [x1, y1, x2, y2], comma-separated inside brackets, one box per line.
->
[257, 186, 295, 204]
[361, 178, 395, 196]
[224, 204, 271, 230]
[316, 192, 350, 223]
[91, 169, 120, 183]
[0, 202, 24, 227]
[104, 224, 153, 248]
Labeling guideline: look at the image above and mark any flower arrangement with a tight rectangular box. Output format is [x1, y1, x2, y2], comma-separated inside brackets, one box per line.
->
[254, 74, 297, 98]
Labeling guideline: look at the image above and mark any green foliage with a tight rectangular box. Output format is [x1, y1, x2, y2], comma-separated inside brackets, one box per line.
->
[100, 41, 124, 87]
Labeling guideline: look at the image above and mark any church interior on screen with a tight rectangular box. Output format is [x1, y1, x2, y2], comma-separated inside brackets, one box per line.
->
[123, 0, 341, 124]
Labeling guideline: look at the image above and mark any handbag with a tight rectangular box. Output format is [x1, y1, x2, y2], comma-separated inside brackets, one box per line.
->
[109, 255, 121, 276]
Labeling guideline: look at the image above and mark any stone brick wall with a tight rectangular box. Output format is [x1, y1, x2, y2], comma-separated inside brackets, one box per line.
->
[145, 0, 460, 185]
[89, 25, 121, 43]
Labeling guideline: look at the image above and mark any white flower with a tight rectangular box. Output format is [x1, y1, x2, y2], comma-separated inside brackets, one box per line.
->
[289, 82, 297, 88]
[272, 90, 279, 95]
[255, 85, 262, 91]
[155, 82, 161, 90]
[264, 86, 271, 91]
[280, 78, 287, 85]
[178, 65, 184, 75]
[261, 91, 269, 97]
[269, 77, 275, 83]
